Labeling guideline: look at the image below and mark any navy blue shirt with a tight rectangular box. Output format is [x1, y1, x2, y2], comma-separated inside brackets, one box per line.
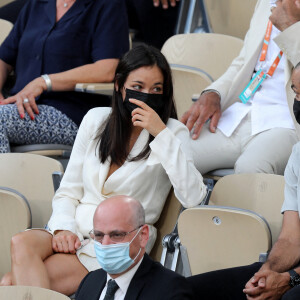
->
[0, 0, 129, 126]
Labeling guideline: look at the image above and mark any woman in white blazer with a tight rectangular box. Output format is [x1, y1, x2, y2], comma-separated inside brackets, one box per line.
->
[1, 45, 207, 295]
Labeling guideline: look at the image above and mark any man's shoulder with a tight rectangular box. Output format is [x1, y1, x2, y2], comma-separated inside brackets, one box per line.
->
[140, 255, 190, 287]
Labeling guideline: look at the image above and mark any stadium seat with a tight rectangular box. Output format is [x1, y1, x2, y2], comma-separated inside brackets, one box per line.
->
[0, 153, 64, 228]
[0, 187, 31, 277]
[0, 18, 13, 45]
[0, 286, 70, 300]
[208, 173, 285, 245]
[203, 0, 257, 39]
[170, 65, 211, 118]
[161, 32, 243, 82]
[178, 206, 271, 275]
[11, 144, 72, 170]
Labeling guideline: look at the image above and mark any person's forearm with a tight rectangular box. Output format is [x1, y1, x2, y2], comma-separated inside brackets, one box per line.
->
[46, 58, 119, 92]
[0, 59, 13, 93]
[261, 212, 300, 273]
[261, 237, 300, 273]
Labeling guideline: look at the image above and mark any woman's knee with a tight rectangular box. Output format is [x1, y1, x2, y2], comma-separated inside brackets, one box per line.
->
[11, 230, 52, 263]
[0, 272, 12, 286]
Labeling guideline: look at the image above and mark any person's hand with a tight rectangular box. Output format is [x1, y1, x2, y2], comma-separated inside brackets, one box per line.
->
[153, 0, 180, 9]
[180, 91, 221, 140]
[130, 98, 166, 137]
[243, 270, 290, 300]
[269, 0, 300, 31]
[0, 77, 46, 120]
[52, 230, 81, 254]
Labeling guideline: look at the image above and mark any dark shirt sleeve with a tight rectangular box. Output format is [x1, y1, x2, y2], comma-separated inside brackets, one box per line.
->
[0, 0, 30, 67]
[91, 0, 129, 62]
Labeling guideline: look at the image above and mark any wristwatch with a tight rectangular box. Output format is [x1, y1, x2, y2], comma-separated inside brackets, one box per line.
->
[288, 269, 300, 287]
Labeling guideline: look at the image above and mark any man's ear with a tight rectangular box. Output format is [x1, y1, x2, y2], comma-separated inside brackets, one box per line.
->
[139, 225, 149, 248]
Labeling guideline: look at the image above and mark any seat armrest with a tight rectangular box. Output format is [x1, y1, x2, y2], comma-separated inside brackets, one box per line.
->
[75, 83, 114, 96]
[52, 171, 63, 192]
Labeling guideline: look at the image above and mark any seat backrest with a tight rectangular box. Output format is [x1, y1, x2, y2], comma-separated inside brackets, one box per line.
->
[0, 153, 64, 228]
[0, 18, 13, 45]
[203, 0, 257, 39]
[178, 206, 271, 275]
[0, 187, 31, 277]
[209, 173, 285, 245]
[150, 189, 182, 262]
[171, 65, 212, 118]
[0, 286, 70, 300]
[161, 33, 243, 81]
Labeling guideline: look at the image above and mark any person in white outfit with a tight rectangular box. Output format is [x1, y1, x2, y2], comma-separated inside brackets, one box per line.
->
[181, 0, 300, 175]
[0, 44, 206, 296]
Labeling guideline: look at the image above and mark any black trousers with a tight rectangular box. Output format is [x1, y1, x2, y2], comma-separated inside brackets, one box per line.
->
[187, 262, 300, 300]
[126, 0, 179, 49]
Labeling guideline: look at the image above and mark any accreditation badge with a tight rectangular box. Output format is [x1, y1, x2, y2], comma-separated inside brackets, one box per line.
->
[239, 69, 266, 104]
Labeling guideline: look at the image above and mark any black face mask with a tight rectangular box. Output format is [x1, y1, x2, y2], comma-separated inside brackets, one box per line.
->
[123, 88, 164, 114]
[293, 98, 300, 124]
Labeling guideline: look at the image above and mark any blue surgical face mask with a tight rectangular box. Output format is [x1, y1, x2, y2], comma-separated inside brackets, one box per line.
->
[94, 228, 142, 274]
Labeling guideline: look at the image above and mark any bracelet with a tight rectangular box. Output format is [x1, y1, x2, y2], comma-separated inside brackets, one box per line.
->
[41, 74, 52, 92]
[201, 89, 221, 99]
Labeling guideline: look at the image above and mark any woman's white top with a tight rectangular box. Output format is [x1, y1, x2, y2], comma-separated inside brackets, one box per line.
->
[48, 107, 206, 257]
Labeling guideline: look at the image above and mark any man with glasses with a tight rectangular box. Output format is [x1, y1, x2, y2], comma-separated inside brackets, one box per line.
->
[75, 195, 192, 300]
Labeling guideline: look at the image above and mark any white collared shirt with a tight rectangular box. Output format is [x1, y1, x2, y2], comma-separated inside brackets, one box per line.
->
[217, 24, 294, 137]
[99, 257, 143, 300]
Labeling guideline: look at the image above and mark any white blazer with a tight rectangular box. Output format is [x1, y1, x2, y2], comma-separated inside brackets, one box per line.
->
[48, 107, 207, 253]
[208, 0, 300, 137]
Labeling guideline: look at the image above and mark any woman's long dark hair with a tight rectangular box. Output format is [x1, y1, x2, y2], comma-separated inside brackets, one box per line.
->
[97, 44, 177, 165]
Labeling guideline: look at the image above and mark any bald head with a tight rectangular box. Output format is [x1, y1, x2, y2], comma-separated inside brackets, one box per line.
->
[94, 195, 145, 228]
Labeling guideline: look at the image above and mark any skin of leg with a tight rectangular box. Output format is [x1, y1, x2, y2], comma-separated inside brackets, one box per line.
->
[44, 253, 88, 296]
[235, 128, 298, 174]
[9, 230, 53, 288]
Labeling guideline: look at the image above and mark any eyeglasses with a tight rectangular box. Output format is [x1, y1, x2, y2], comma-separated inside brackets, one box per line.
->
[89, 225, 143, 243]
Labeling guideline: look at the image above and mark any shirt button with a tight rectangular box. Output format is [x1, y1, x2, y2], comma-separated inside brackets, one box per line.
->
[35, 55, 40, 60]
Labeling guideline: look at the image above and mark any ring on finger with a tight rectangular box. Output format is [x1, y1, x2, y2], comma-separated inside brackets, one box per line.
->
[23, 98, 29, 104]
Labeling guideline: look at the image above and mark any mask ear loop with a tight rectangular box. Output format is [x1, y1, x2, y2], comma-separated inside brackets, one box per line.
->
[132, 247, 142, 261]
[129, 226, 143, 261]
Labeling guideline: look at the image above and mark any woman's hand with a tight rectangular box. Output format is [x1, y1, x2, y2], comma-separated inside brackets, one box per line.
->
[0, 77, 46, 120]
[52, 230, 81, 254]
[130, 98, 166, 137]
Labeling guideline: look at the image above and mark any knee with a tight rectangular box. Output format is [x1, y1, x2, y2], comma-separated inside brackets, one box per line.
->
[0, 272, 12, 286]
[235, 158, 275, 174]
[11, 232, 35, 263]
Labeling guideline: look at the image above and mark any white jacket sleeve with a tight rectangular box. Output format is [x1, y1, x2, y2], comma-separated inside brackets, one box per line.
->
[47, 109, 104, 235]
[203, 0, 263, 104]
[274, 21, 300, 67]
[149, 121, 207, 208]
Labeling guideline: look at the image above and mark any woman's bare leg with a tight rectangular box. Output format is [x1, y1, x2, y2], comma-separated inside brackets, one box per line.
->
[44, 253, 88, 295]
[0, 272, 12, 286]
[10, 230, 53, 288]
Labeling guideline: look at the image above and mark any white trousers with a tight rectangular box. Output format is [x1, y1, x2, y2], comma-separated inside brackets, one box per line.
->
[190, 113, 298, 175]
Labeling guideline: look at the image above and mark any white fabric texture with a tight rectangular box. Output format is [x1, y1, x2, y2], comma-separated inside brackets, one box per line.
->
[192, 0, 300, 174]
[47, 107, 206, 270]
[218, 24, 294, 137]
[282, 142, 300, 214]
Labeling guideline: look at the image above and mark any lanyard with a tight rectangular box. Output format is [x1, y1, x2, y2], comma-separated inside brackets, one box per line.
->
[259, 20, 283, 77]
